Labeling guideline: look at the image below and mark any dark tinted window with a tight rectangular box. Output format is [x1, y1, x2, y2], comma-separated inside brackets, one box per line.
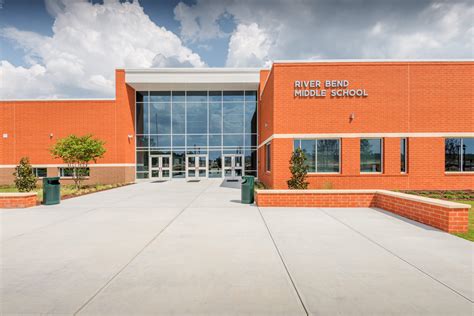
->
[360, 139, 382, 173]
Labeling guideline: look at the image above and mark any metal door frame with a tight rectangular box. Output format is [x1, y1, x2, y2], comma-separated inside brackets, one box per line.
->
[149, 154, 172, 180]
[186, 154, 208, 180]
[223, 154, 244, 180]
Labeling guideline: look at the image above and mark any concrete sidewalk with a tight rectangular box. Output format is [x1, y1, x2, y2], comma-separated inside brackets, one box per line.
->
[1, 180, 472, 315]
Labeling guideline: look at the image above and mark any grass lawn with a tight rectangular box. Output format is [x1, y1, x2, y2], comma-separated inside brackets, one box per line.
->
[452, 200, 474, 242]
[0, 183, 130, 203]
[401, 190, 474, 242]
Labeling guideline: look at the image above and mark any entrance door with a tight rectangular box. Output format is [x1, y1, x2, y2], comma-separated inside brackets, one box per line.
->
[150, 155, 172, 180]
[186, 155, 208, 180]
[223, 154, 244, 180]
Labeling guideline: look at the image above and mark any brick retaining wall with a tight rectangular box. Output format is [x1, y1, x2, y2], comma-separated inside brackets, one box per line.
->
[0, 193, 38, 208]
[255, 190, 470, 233]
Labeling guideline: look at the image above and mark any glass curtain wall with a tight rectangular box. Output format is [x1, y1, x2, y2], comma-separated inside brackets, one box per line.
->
[136, 90, 258, 179]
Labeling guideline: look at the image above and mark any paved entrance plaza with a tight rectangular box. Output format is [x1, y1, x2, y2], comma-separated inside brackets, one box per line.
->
[1, 180, 472, 315]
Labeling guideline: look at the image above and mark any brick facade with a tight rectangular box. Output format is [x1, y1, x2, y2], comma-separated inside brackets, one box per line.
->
[0, 70, 135, 185]
[258, 61, 474, 190]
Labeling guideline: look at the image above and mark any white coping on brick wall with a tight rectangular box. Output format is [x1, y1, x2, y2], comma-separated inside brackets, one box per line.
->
[0, 192, 37, 197]
[255, 189, 471, 209]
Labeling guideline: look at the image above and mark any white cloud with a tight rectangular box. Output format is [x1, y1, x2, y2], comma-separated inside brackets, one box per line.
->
[226, 23, 273, 67]
[174, 0, 228, 42]
[174, 0, 474, 67]
[0, 0, 205, 99]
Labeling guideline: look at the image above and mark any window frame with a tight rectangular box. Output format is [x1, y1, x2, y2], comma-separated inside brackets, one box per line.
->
[400, 138, 408, 174]
[360, 138, 383, 174]
[58, 167, 90, 178]
[32, 167, 47, 178]
[293, 138, 341, 174]
[445, 137, 474, 173]
[265, 142, 271, 173]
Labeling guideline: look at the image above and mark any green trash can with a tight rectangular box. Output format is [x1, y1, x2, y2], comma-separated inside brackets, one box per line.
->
[241, 175, 255, 204]
[43, 177, 61, 205]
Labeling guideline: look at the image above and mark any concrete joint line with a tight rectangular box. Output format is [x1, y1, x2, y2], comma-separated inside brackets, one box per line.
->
[4, 190, 141, 243]
[318, 208, 473, 304]
[73, 181, 214, 315]
[257, 207, 309, 316]
[2, 206, 99, 243]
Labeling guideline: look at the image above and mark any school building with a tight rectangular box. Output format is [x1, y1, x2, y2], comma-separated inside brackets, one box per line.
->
[1, 60, 473, 189]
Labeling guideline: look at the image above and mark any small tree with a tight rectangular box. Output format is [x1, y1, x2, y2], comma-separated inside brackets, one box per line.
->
[51, 135, 106, 189]
[13, 157, 37, 192]
[287, 147, 309, 189]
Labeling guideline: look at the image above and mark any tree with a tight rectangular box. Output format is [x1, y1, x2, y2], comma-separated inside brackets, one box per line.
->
[287, 147, 309, 189]
[13, 157, 37, 192]
[51, 135, 106, 189]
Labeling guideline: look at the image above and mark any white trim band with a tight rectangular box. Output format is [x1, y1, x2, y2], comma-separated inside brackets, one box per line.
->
[0, 163, 135, 168]
[258, 132, 474, 148]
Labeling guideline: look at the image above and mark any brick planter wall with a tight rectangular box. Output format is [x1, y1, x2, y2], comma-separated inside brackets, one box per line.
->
[374, 192, 469, 233]
[255, 189, 470, 233]
[0, 193, 38, 208]
[255, 190, 376, 207]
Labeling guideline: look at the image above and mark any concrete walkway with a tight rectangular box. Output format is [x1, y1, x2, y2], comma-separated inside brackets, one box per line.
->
[1, 180, 472, 315]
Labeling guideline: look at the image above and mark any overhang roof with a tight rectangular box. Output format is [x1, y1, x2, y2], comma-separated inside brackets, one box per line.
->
[125, 68, 261, 91]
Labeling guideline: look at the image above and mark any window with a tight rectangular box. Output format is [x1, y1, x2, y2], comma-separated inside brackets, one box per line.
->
[360, 139, 382, 173]
[58, 167, 90, 177]
[445, 138, 474, 172]
[33, 168, 47, 178]
[400, 138, 407, 173]
[294, 139, 340, 173]
[265, 143, 271, 172]
[135, 90, 258, 180]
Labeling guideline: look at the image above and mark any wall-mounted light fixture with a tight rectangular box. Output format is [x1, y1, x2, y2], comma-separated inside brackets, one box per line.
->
[128, 134, 133, 139]
[49, 133, 54, 139]
[2, 133, 8, 139]
[349, 113, 356, 122]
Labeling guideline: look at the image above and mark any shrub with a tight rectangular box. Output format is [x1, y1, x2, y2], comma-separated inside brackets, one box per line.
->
[287, 147, 309, 189]
[13, 157, 37, 192]
[255, 181, 267, 190]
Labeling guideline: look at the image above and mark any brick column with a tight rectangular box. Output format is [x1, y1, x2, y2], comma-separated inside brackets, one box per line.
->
[341, 138, 359, 175]
[384, 137, 401, 175]
[272, 138, 293, 189]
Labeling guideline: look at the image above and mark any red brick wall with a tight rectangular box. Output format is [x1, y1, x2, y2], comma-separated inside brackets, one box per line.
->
[264, 136, 473, 190]
[255, 190, 469, 233]
[256, 192, 375, 207]
[258, 61, 474, 190]
[0, 70, 135, 166]
[374, 194, 469, 233]
[0, 194, 37, 208]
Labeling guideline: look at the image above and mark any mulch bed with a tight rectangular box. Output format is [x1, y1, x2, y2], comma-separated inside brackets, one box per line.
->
[400, 190, 474, 201]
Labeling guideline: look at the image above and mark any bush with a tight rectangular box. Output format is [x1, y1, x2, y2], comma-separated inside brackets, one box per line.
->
[287, 147, 309, 189]
[13, 157, 37, 192]
[255, 181, 267, 190]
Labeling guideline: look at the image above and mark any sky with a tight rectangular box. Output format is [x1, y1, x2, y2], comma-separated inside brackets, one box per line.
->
[0, 0, 473, 99]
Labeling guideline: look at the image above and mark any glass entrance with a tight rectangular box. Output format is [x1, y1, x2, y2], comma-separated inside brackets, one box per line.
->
[223, 154, 244, 180]
[150, 155, 172, 180]
[186, 155, 208, 180]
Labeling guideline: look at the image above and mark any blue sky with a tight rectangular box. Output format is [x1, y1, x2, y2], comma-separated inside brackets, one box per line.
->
[0, 0, 472, 99]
